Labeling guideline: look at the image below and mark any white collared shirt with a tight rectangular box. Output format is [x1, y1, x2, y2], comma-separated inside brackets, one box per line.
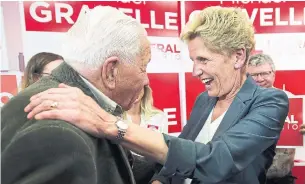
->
[184, 108, 227, 184]
[79, 75, 122, 113]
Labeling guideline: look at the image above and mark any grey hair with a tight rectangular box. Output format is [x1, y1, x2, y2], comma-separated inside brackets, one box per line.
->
[61, 6, 147, 69]
[248, 53, 275, 71]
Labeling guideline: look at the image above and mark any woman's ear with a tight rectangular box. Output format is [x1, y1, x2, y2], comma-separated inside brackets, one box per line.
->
[234, 48, 246, 69]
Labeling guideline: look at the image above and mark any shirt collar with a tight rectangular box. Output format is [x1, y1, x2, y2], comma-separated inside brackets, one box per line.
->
[79, 75, 123, 116]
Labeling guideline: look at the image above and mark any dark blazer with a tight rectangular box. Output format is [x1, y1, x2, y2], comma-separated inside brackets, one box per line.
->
[1, 62, 135, 184]
[151, 76, 289, 184]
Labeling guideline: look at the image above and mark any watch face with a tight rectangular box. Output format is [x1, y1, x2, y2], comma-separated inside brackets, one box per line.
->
[117, 120, 128, 130]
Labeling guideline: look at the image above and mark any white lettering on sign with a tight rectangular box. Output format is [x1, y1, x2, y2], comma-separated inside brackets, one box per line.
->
[29, 2, 178, 31]
[282, 115, 299, 130]
[259, 8, 273, 26]
[0, 92, 14, 107]
[229, 0, 285, 4]
[151, 43, 181, 53]
[285, 115, 298, 124]
[163, 108, 177, 126]
[189, 7, 304, 27]
[29, 2, 51, 23]
[151, 43, 181, 60]
[283, 123, 299, 130]
[30, 2, 74, 24]
[118, 0, 146, 5]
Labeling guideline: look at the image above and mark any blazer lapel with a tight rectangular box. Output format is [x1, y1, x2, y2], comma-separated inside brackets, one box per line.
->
[51, 62, 135, 184]
[188, 98, 217, 141]
[212, 76, 257, 139]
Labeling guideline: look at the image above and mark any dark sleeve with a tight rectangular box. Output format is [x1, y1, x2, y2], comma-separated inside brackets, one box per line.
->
[149, 93, 206, 184]
[1, 121, 96, 184]
[149, 164, 171, 184]
[157, 89, 289, 183]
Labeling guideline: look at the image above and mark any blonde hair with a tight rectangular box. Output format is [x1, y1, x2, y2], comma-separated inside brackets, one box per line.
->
[181, 6, 255, 62]
[123, 85, 162, 120]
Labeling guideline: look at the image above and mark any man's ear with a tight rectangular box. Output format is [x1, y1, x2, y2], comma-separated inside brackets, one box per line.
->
[102, 56, 119, 90]
[234, 48, 246, 69]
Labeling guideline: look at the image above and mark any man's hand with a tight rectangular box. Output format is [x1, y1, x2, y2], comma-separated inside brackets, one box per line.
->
[300, 124, 305, 134]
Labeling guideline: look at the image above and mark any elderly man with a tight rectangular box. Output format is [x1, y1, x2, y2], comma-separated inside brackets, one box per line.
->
[248, 53, 304, 184]
[1, 6, 150, 184]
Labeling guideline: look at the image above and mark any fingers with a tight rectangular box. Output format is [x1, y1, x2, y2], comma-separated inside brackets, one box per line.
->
[26, 86, 84, 113]
[58, 83, 71, 88]
[35, 109, 81, 123]
[25, 94, 66, 112]
[30, 87, 73, 101]
[27, 100, 79, 119]
[34, 107, 104, 137]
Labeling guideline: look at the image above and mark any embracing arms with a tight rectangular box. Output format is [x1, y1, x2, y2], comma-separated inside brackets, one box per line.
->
[24, 84, 289, 183]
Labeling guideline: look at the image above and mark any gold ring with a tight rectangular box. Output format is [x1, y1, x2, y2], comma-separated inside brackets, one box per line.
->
[50, 102, 58, 109]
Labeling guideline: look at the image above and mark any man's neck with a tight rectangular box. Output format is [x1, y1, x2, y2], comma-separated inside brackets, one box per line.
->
[78, 70, 120, 114]
[79, 69, 113, 98]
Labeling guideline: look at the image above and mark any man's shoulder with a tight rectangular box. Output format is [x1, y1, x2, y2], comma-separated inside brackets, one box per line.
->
[1, 78, 60, 129]
[20, 120, 94, 143]
[2, 118, 96, 154]
[1, 78, 95, 150]
[3, 77, 60, 110]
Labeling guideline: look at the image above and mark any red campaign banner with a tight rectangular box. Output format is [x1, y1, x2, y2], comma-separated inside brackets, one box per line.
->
[23, 1, 180, 37]
[184, 1, 305, 34]
[185, 72, 205, 120]
[277, 97, 304, 147]
[148, 73, 182, 133]
[274, 70, 305, 96]
[292, 166, 305, 184]
[0, 75, 18, 106]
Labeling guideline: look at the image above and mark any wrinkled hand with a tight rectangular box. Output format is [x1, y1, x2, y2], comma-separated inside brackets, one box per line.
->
[24, 83, 117, 138]
[300, 124, 305, 134]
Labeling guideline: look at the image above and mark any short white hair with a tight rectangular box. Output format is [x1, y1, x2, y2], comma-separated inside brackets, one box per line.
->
[62, 6, 147, 68]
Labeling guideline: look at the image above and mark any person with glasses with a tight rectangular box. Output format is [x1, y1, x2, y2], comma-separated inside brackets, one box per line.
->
[21, 52, 64, 89]
[247, 53, 293, 96]
[248, 53, 304, 184]
[23, 7, 289, 184]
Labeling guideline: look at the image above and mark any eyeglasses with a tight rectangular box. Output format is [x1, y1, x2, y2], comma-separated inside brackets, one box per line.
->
[249, 71, 273, 78]
[33, 72, 51, 77]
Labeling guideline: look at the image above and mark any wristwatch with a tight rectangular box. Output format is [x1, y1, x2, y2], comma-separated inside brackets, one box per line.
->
[115, 117, 129, 141]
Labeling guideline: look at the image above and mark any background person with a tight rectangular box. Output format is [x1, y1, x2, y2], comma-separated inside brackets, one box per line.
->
[22, 52, 63, 89]
[25, 6, 289, 184]
[248, 53, 305, 184]
[124, 85, 168, 183]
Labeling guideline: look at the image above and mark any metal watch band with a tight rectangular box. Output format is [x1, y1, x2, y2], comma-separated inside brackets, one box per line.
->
[116, 129, 127, 141]
[115, 117, 128, 141]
